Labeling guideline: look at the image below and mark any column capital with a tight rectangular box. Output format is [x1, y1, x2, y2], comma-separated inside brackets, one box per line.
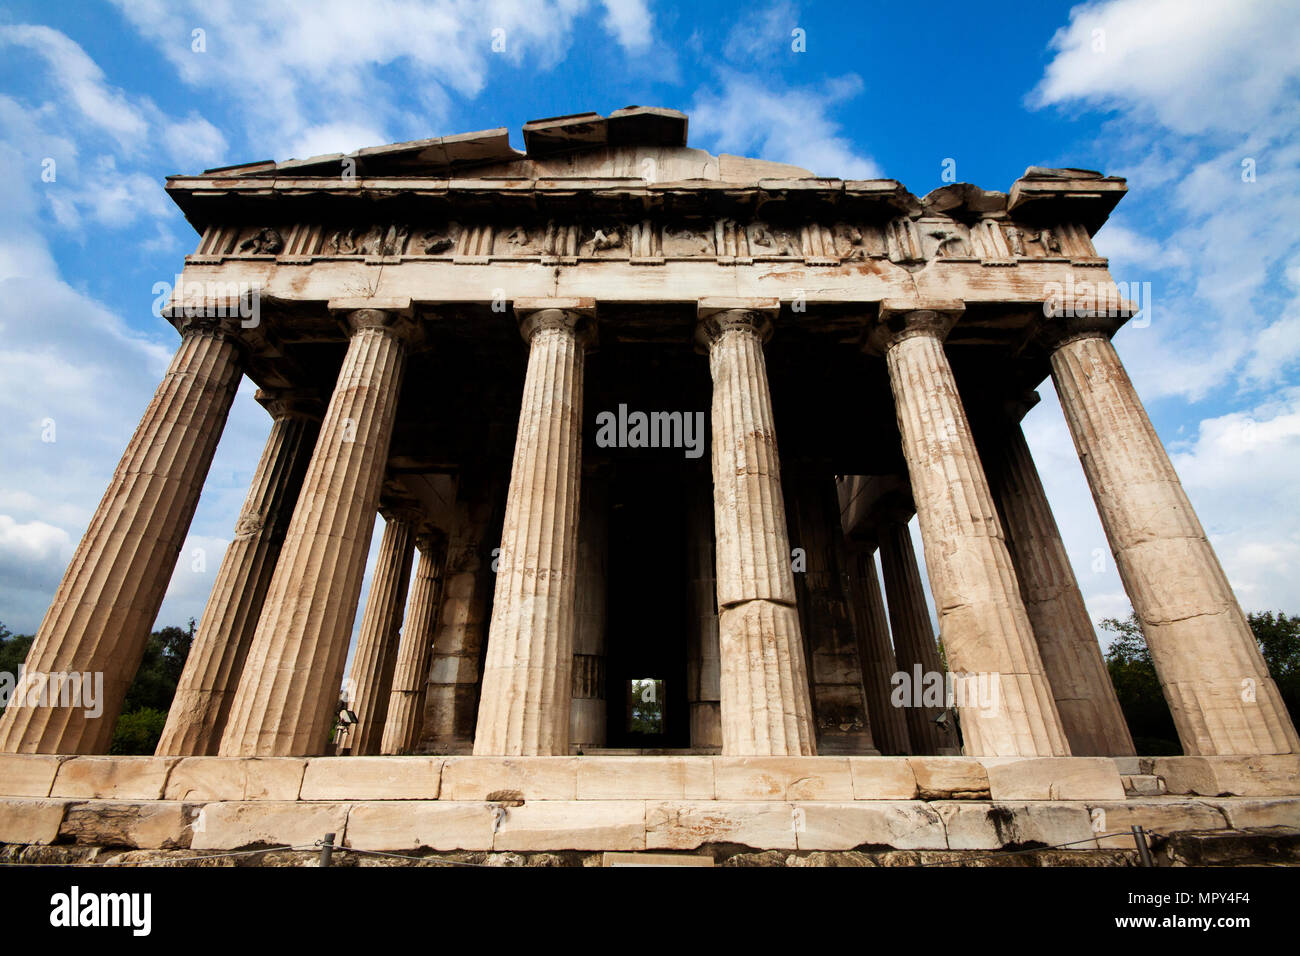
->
[379, 501, 424, 527]
[694, 297, 781, 349]
[414, 529, 446, 556]
[864, 298, 965, 355]
[1034, 310, 1126, 352]
[255, 388, 325, 422]
[514, 298, 597, 346]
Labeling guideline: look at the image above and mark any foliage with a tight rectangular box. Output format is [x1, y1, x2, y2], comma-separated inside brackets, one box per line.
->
[109, 707, 169, 755]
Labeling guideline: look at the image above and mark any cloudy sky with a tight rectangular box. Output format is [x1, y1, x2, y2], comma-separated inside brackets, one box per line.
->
[1, 0, 1297, 663]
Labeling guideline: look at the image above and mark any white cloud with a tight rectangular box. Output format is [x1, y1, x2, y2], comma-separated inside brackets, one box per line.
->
[690, 72, 882, 178]
[723, 0, 800, 63]
[109, 0, 650, 162]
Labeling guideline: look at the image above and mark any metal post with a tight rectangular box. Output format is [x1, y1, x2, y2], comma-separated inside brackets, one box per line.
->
[1131, 825, 1154, 867]
[319, 832, 336, 867]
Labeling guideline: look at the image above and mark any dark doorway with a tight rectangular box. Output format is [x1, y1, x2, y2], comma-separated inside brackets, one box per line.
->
[604, 462, 690, 748]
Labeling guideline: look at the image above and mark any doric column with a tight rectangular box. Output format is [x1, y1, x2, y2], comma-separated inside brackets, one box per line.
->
[156, 389, 321, 756]
[473, 299, 593, 756]
[786, 466, 875, 754]
[381, 532, 446, 754]
[1043, 316, 1300, 755]
[219, 305, 415, 756]
[846, 543, 911, 755]
[875, 514, 949, 754]
[868, 300, 1069, 756]
[0, 316, 242, 754]
[974, 398, 1135, 756]
[346, 504, 419, 755]
[686, 472, 722, 749]
[421, 472, 502, 754]
[570, 474, 608, 751]
[697, 298, 816, 756]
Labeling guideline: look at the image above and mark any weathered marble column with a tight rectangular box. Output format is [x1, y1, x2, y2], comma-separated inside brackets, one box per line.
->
[220, 305, 415, 757]
[0, 316, 242, 754]
[381, 532, 446, 754]
[846, 543, 911, 754]
[421, 473, 502, 754]
[156, 389, 321, 756]
[686, 472, 723, 749]
[875, 513, 948, 754]
[974, 399, 1135, 756]
[1044, 317, 1300, 755]
[473, 299, 593, 756]
[346, 505, 419, 755]
[786, 466, 875, 754]
[697, 298, 816, 756]
[869, 300, 1069, 756]
[570, 474, 608, 751]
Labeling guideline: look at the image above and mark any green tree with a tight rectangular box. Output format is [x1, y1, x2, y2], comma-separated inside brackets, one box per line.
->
[0, 623, 35, 712]
[1101, 614, 1181, 755]
[109, 619, 195, 754]
[1247, 610, 1300, 726]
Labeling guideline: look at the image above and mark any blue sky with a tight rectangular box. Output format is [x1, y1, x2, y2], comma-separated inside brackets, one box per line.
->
[1, 0, 1298, 663]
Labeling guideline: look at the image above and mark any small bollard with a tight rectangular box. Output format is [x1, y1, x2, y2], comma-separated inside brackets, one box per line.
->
[1131, 825, 1154, 868]
[319, 832, 336, 868]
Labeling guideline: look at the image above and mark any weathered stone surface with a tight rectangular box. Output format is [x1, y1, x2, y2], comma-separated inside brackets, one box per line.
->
[300, 756, 441, 800]
[1208, 798, 1300, 831]
[1048, 330, 1300, 757]
[157, 400, 319, 756]
[50, 756, 178, 800]
[602, 851, 714, 866]
[983, 757, 1126, 800]
[474, 304, 590, 756]
[713, 757, 854, 801]
[1153, 755, 1300, 797]
[936, 801, 1096, 850]
[441, 756, 579, 801]
[0, 324, 242, 754]
[873, 303, 1069, 757]
[575, 757, 713, 800]
[381, 535, 445, 754]
[60, 800, 197, 849]
[0, 754, 64, 797]
[797, 802, 947, 850]
[976, 413, 1135, 757]
[848, 757, 918, 799]
[164, 757, 306, 802]
[220, 309, 412, 757]
[347, 511, 417, 755]
[908, 757, 990, 799]
[1086, 799, 1227, 849]
[700, 301, 816, 756]
[493, 800, 645, 851]
[0, 798, 67, 845]
[646, 801, 797, 850]
[344, 801, 493, 850]
[191, 801, 350, 850]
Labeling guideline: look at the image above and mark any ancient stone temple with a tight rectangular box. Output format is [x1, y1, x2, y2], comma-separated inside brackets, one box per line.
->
[2, 108, 1297, 863]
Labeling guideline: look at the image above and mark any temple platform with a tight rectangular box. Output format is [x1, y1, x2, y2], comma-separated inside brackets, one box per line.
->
[2, 754, 1298, 864]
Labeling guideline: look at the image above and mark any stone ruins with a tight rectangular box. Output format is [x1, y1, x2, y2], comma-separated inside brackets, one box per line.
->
[1, 108, 1297, 862]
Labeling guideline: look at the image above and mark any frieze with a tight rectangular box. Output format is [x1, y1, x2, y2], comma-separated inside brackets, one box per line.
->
[194, 214, 1101, 268]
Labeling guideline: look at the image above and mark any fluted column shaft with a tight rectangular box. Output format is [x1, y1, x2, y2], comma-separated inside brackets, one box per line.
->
[156, 393, 320, 755]
[872, 301, 1069, 756]
[347, 509, 418, 755]
[0, 320, 242, 754]
[847, 545, 911, 754]
[877, 519, 948, 754]
[473, 301, 591, 755]
[381, 534, 446, 754]
[978, 412, 1135, 756]
[570, 475, 608, 751]
[219, 309, 412, 756]
[1048, 327, 1299, 755]
[698, 301, 816, 756]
